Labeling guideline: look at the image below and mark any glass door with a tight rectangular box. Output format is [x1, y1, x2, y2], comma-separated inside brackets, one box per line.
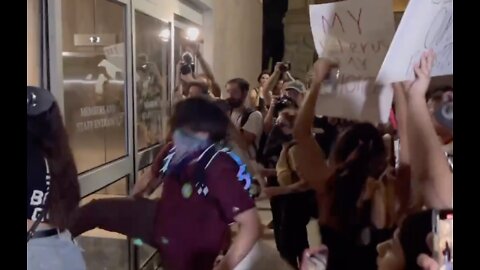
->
[47, 0, 176, 269]
[47, 0, 135, 269]
[132, 8, 171, 269]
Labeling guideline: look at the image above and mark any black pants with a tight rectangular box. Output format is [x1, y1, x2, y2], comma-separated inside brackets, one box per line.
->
[70, 197, 158, 246]
[270, 194, 285, 251]
[262, 27, 285, 72]
[267, 177, 284, 251]
[277, 192, 315, 269]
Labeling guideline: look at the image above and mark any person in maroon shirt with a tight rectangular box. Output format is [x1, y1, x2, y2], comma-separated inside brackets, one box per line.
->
[71, 98, 262, 270]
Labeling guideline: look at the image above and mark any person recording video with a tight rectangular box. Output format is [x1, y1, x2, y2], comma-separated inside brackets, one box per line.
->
[174, 40, 222, 100]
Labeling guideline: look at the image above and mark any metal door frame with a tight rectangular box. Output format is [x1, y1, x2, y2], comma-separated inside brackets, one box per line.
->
[47, 0, 136, 269]
[46, 0, 205, 269]
[130, 5, 173, 269]
[47, 0, 135, 196]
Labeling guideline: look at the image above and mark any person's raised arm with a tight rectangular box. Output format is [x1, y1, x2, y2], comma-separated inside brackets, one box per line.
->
[392, 82, 413, 216]
[184, 41, 222, 98]
[263, 96, 279, 134]
[196, 49, 222, 97]
[393, 82, 411, 165]
[290, 59, 336, 194]
[173, 61, 186, 101]
[293, 59, 332, 141]
[284, 71, 295, 82]
[404, 50, 452, 209]
[262, 63, 282, 106]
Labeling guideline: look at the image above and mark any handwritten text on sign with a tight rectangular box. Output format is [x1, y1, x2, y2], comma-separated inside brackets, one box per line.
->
[309, 0, 395, 123]
[377, 0, 453, 83]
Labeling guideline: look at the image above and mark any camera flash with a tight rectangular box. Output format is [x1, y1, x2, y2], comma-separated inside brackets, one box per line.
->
[186, 27, 200, 41]
[158, 28, 171, 42]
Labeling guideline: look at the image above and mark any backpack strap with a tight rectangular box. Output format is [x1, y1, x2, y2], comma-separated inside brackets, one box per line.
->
[240, 109, 255, 128]
[193, 145, 221, 195]
[197, 146, 255, 197]
[219, 148, 253, 192]
[160, 144, 254, 194]
[238, 109, 260, 160]
[193, 146, 256, 224]
[159, 146, 176, 177]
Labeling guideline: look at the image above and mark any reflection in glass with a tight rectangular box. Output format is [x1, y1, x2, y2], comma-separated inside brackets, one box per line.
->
[62, 0, 127, 173]
[135, 11, 170, 150]
[77, 178, 129, 270]
[174, 26, 183, 84]
[27, 0, 42, 86]
[136, 165, 162, 268]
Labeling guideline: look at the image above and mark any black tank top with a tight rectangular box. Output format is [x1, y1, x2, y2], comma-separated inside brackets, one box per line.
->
[26, 137, 49, 221]
[321, 200, 395, 270]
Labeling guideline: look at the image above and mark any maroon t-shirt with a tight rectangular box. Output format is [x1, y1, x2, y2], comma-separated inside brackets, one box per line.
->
[152, 144, 255, 270]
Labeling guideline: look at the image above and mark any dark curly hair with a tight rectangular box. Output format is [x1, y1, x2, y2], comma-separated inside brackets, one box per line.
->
[170, 97, 230, 143]
[329, 122, 387, 229]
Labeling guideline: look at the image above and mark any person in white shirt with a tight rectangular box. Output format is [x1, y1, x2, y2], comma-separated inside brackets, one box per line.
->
[226, 78, 264, 160]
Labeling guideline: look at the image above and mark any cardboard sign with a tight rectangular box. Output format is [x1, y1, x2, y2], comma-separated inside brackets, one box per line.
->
[309, 0, 396, 123]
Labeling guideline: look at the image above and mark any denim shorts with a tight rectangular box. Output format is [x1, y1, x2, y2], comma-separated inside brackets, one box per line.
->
[27, 230, 86, 270]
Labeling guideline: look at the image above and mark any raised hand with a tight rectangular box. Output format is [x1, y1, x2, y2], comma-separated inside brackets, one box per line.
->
[274, 62, 284, 73]
[312, 58, 338, 87]
[406, 49, 436, 98]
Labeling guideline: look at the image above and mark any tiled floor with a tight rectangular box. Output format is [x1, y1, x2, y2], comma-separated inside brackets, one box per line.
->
[254, 199, 321, 250]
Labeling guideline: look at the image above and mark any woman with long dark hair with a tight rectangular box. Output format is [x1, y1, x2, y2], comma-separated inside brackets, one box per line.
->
[297, 52, 452, 270]
[27, 86, 85, 270]
[246, 70, 270, 112]
[291, 60, 389, 269]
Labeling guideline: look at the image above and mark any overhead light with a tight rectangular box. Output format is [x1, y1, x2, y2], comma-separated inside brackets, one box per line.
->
[185, 27, 200, 41]
[158, 28, 171, 42]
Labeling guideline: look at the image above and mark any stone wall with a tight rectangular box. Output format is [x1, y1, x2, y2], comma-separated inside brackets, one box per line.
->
[283, 0, 314, 81]
[283, 0, 339, 81]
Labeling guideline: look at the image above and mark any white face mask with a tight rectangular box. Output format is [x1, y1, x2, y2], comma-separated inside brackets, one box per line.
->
[171, 129, 210, 165]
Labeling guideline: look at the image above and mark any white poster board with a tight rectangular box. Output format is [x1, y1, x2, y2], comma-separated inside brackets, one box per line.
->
[309, 0, 395, 123]
[103, 43, 125, 78]
[377, 0, 453, 83]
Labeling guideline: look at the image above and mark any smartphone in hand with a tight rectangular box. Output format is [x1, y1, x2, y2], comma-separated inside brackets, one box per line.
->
[320, 67, 340, 95]
[432, 209, 453, 269]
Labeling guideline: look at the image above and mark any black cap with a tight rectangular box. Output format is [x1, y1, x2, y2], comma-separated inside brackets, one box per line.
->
[27, 86, 55, 116]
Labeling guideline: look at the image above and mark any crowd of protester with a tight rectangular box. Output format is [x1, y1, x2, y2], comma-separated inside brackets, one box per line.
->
[27, 34, 453, 270]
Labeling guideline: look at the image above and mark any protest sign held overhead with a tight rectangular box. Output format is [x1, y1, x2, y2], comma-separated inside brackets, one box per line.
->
[309, 0, 395, 123]
[378, 0, 453, 83]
